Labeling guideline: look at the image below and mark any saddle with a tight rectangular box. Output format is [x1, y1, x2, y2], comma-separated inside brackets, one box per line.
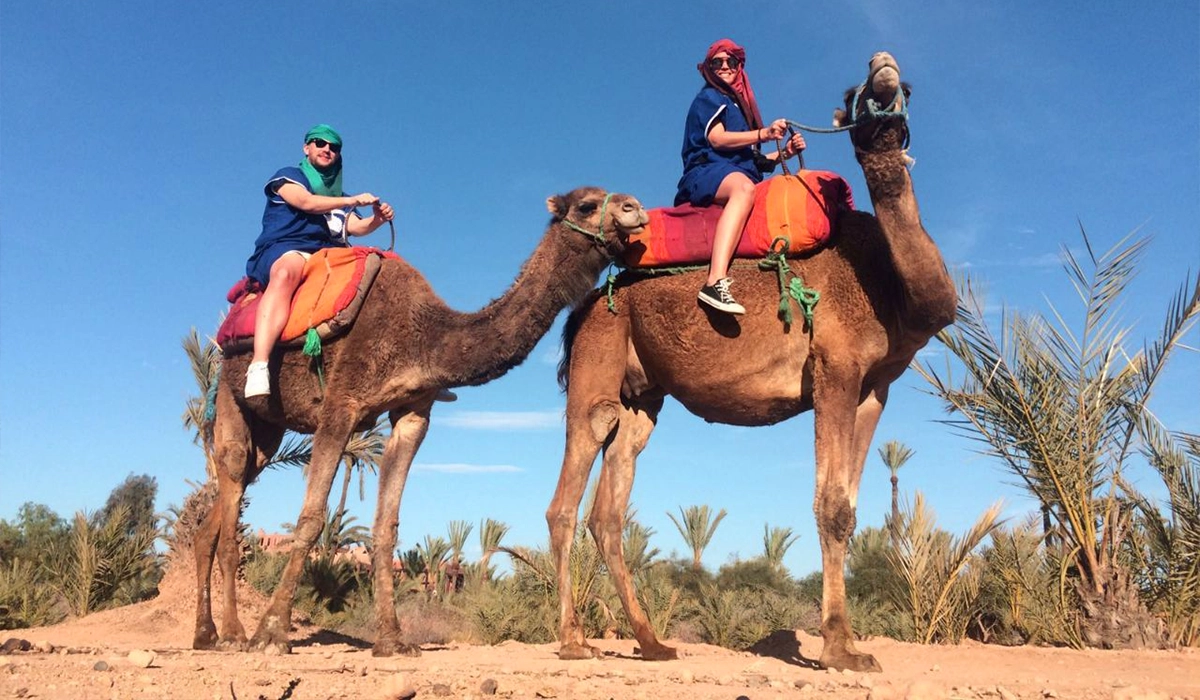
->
[216, 247, 396, 355]
[622, 170, 854, 268]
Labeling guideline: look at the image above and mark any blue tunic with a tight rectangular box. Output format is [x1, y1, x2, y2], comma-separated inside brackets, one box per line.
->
[675, 86, 763, 206]
[244, 166, 354, 285]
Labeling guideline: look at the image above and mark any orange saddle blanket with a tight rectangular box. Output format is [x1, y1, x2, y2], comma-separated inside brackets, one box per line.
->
[622, 170, 853, 268]
[216, 247, 396, 354]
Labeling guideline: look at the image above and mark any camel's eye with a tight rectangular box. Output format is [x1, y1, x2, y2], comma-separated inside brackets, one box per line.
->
[576, 201, 598, 216]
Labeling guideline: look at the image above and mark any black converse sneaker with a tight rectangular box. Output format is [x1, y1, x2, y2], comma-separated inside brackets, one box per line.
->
[698, 277, 746, 315]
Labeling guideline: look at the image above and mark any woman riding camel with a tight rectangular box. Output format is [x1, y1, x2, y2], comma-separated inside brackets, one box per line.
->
[677, 39, 805, 315]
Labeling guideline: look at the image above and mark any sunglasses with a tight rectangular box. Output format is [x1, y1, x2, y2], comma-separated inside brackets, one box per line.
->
[309, 138, 342, 154]
[708, 56, 742, 71]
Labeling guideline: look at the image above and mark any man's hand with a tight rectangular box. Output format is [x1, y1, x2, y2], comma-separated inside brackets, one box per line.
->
[373, 201, 395, 223]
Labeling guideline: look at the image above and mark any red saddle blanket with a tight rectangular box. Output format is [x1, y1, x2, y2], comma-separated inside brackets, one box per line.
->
[622, 170, 853, 268]
[216, 247, 395, 355]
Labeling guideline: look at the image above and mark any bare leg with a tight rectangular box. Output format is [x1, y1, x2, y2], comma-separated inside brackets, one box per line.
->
[549, 305, 629, 660]
[588, 398, 672, 660]
[251, 253, 306, 364]
[371, 407, 431, 657]
[811, 361, 882, 673]
[706, 172, 756, 285]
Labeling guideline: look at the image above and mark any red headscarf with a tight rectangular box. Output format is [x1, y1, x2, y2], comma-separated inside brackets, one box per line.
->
[697, 38, 764, 131]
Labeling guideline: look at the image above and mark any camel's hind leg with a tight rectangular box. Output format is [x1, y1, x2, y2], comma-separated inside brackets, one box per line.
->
[549, 306, 629, 660]
[371, 406, 431, 658]
[250, 410, 356, 653]
[812, 372, 885, 673]
[194, 380, 281, 650]
[588, 397, 672, 660]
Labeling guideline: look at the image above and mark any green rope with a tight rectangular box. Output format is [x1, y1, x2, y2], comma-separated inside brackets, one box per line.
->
[757, 237, 820, 330]
[302, 327, 325, 389]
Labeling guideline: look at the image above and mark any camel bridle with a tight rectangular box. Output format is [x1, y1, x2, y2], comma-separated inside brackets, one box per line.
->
[558, 192, 616, 250]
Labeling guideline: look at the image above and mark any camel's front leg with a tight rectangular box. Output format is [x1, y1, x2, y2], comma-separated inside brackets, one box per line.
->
[250, 415, 356, 653]
[811, 367, 883, 673]
[371, 407, 430, 658]
[588, 398, 674, 660]
[550, 309, 630, 660]
[548, 397, 617, 660]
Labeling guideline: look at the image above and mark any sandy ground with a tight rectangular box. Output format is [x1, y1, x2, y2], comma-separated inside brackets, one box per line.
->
[2, 576, 1197, 700]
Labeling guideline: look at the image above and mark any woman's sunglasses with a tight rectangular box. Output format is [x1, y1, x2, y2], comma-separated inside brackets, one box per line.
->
[708, 56, 742, 70]
[309, 138, 342, 154]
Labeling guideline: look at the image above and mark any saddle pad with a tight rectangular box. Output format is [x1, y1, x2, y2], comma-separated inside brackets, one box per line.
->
[622, 170, 854, 268]
[216, 247, 395, 355]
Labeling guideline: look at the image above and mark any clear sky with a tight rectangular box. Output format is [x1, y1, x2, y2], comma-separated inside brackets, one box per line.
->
[2, 2, 1197, 577]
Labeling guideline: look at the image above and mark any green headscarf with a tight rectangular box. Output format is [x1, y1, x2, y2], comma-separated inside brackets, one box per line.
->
[298, 124, 343, 197]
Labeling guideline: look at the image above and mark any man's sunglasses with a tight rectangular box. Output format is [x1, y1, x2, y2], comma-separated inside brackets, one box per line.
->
[309, 138, 342, 154]
[708, 56, 742, 70]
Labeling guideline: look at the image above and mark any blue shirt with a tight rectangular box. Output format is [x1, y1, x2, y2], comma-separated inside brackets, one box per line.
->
[244, 167, 355, 285]
[675, 86, 762, 206]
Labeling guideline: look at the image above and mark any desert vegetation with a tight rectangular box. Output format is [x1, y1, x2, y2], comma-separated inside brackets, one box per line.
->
[2, 231, 1196, 657]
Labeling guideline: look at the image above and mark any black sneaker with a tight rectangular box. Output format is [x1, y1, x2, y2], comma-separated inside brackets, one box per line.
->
[698, 277, 746, 315]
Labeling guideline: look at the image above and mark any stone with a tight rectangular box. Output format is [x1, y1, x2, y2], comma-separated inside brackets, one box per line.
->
[997, 686, 1019, 700]
[92, 660, 110, 672]
[127, 649, 157, 668]
[378, 674, 417, 700]
[906, 680, 949, 700]
[1, 638, 31, 654]
[480, 678, 499, 695]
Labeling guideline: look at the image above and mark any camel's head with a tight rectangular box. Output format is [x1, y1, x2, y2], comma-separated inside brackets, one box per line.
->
[546, 186, 648, 258]
[833, 51, 912, 153]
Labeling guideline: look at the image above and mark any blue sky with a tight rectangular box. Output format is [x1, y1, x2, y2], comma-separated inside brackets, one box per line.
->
[1, 2, 1197, 577]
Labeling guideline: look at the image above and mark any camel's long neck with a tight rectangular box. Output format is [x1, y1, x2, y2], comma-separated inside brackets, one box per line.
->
[428, 227, 608, 387]
[860, 148, 957, 334]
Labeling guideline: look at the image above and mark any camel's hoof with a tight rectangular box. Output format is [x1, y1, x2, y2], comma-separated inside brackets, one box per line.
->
[557, 642, 602, 660]
[372, 641, 421, 658]
[821, 650, 881, 673]
[216, 638, 249, 652]
[192, 627, 218, 650]
[249, 636, 291, 655]
[635, 642, 679, 661]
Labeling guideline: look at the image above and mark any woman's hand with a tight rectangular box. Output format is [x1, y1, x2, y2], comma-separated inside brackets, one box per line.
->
[763, 118, 789, 141]
[781, 132, 806, 159]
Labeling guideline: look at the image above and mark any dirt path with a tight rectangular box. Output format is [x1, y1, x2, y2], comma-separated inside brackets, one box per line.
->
[2, 591, 1196, 700]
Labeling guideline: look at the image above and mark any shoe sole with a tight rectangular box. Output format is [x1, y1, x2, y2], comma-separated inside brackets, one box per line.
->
[697, 293, 746, 315]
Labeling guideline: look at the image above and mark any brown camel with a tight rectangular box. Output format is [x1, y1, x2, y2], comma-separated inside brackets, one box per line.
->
[193, 187, 648, 656]
[546, 52, 956, 672]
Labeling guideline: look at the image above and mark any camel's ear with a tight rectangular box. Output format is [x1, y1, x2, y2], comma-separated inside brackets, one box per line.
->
[833, 108, 848, 128]
[546, 194, 569, 219]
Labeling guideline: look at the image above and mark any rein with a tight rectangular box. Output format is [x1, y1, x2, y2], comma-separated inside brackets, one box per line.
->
[783, 72, 909, 145]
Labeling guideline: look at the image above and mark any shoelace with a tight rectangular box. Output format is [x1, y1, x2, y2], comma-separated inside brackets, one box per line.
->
[715, 279, 736, 302]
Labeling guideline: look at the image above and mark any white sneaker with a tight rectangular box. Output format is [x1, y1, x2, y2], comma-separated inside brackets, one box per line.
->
[245, 361, 270, 398]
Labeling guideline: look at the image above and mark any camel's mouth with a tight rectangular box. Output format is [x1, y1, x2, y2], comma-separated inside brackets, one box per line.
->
[866, 52, 901, 105]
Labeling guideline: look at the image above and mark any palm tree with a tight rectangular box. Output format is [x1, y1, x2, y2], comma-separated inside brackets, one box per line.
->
[416, 535, 451, 595]
[762, 524, 799, 571]
[667, 505, 727, 571]
[181, 328, 221, 480]
[878, 440, 915, 538]
[477, 518, 510, 580]
[916, 230, 1200, 649]
[447, 520, 474, 566]
[327, 419, 387, 548]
